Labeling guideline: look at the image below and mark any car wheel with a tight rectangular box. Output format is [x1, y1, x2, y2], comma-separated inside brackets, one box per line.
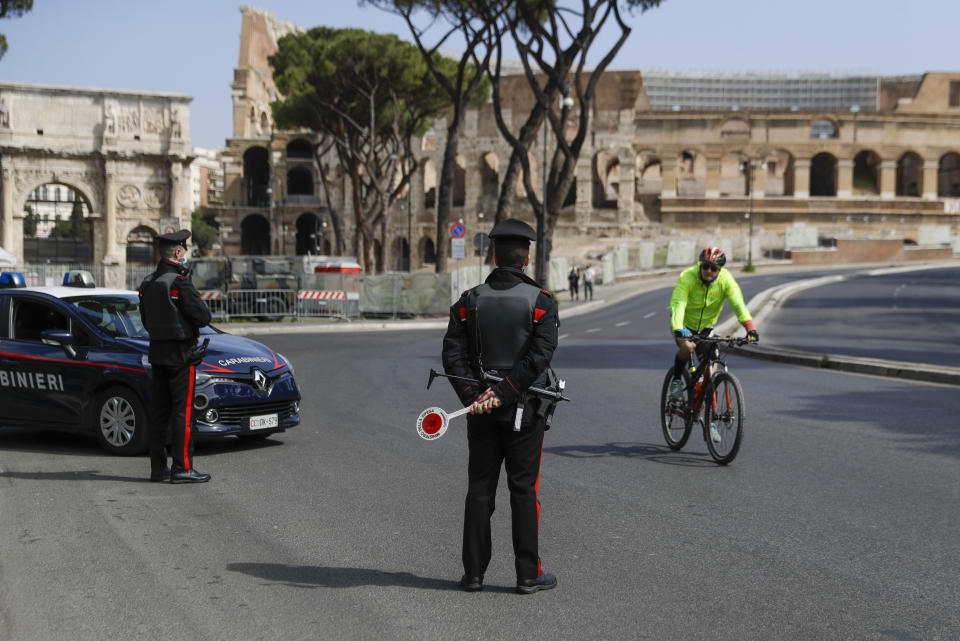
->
[94, 386, 149, 456]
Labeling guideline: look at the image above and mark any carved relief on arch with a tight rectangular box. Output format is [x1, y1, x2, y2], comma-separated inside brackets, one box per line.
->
[118, 184, 142, 208]
[143, 185, 169, 209]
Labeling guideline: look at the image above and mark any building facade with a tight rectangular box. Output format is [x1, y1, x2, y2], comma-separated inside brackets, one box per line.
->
[0, 81, 193, 283]
[209, 7, 960, 271]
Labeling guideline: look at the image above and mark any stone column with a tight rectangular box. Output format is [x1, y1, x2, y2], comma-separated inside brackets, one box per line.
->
[104, 160, 120, 262]
[794, 159, 811, 199]
[880, 160, 897, 199]
[170, 161, 184, 226]
[705, 158, 721, 198]
[574, 157, 591, 230]
[922, 160, 939, 200]
[837, 159, 854, 198]
[752, 161, 767, 198]
[617, 148, 635, 226]
[660, 160, 677, 198]
[1, 158, 13, 254]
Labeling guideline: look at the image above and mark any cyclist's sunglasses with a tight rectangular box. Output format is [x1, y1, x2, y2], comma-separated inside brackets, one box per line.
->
[700, 263, 720, 272]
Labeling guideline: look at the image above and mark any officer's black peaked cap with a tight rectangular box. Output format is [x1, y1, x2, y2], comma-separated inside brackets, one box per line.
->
[157, 229, 191, 249]
[489, 218, 536, 242]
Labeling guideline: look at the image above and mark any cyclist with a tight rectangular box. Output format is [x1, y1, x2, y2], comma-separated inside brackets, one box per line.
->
[668, 247, 759, 441]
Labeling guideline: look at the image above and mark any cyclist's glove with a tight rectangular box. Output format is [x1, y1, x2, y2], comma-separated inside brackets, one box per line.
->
[746, 329, 759, 342]
[674, 328, 693, 338]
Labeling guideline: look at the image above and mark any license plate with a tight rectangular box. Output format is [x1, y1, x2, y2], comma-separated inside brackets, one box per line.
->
[249, 413, 278, 430]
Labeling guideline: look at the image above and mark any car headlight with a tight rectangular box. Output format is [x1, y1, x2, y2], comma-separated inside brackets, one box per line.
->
[278, 352, 295, 376]
[195, 370, 212, 385]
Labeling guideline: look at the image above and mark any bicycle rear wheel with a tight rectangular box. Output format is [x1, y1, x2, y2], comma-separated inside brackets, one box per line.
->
[703, 371, 745, 464]
[660, 368, 692, 450]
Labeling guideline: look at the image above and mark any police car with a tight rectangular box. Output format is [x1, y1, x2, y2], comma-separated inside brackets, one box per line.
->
[0, 271, 300, 455]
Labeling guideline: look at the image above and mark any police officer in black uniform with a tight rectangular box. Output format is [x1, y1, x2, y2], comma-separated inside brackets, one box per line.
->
[441, 218, 560, 594]
[139, 230, 212, 484]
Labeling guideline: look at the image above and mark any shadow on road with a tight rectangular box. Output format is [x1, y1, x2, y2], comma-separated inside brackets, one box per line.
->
[0, 428, 284, 459]
[545, 441, 719, 468]
[226, 562, 493, 592]
[0, 469, 151, 483]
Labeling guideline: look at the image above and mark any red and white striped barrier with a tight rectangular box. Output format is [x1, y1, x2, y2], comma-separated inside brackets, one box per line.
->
[199, 290, 223, 300]
[297, 290, 345, 300]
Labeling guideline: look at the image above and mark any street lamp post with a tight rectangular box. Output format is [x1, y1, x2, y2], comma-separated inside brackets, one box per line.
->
[265, 186, 273, 255]
[741, 158, 759, 271]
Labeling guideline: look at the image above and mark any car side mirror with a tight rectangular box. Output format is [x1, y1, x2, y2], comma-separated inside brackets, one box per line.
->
[41, 329, 77, 359]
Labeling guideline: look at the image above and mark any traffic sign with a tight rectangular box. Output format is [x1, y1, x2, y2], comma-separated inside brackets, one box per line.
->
[451, 237, 466, 259]
[450, 222, 466, 238]
[473, 232, 490, 250]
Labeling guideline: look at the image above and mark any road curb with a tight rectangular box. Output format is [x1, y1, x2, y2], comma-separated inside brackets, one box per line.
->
[717, 262, 960, 386]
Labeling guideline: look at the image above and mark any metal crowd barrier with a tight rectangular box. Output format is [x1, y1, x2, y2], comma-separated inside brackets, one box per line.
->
[197, 288, 356, 322]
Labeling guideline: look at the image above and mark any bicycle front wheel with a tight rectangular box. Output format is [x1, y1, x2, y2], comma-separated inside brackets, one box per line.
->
[660, 368, 692, 450]
[703, 371, 745, 465]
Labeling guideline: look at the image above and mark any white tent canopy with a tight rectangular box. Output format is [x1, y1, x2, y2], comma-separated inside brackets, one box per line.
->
[0, 246, 17, 267]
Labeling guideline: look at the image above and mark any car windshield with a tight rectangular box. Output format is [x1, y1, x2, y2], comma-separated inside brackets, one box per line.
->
[64, 294, 216, 339]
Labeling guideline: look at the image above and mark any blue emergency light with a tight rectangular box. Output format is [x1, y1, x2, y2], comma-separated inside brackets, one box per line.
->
[63, 270, 96, 288]
[0, 271, 26, 288]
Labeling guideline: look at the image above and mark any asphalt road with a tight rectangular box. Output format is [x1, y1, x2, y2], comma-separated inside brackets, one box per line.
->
[0, 269, 958, 641]
[763, 266, 960, 366]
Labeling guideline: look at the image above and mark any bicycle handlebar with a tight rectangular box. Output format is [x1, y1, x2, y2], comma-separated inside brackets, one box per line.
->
[689, 335, 757, 346]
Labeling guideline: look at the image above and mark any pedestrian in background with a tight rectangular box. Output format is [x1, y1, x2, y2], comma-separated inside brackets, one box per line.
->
[583, 263, 595, 301]
[442, 218, 560, 595]
[567, 266, 579, 301]
[139, 230, 213, 484]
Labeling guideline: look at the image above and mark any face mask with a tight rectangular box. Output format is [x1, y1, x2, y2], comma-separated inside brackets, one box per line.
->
[178, 255, 189, 266]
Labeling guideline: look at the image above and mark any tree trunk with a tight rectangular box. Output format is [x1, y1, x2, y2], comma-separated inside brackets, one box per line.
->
[350, 165, 375, 272]
[434, 124, 460, 273]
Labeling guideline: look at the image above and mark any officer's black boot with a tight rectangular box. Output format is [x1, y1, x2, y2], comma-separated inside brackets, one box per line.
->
[170, 468, 211, 484]
[516, 572, 557, 594]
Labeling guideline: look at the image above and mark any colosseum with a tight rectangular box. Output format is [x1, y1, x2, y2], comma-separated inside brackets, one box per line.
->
[211, 6, 960, 270]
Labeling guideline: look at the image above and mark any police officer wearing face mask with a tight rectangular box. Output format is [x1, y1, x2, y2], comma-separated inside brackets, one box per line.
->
[138, 230, 212, 484]
[441, 218, 560, 595]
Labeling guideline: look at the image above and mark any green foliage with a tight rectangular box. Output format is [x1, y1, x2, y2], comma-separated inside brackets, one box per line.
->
[271, 27, 452, 139]
[0, 0, 33, 60]
[190, 209, 219, 255]
[22, 203, 36, 237]
[49, 197, 90, 239]
[742, 262, 756, 273]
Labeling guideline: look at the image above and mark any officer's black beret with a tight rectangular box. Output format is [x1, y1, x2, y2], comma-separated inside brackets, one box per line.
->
[157, 229, 191, 249]
[489, 218, 536, 242]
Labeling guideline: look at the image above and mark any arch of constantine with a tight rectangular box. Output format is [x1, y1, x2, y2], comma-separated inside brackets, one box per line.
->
[211, 7, 959, 271]
[0, 81, 192, 286]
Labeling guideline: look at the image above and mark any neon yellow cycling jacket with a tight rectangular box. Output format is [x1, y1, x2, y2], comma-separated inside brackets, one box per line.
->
[670, 264, 752, 332]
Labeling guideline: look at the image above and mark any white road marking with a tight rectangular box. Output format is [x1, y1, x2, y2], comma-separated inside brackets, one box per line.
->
[643, 312, 656, 319]
[586, 328, 601, 334]
[558, 333, 569, 340]
[615, 321, 630, 327]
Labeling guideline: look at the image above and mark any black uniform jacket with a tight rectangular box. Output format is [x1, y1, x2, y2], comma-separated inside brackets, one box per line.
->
[141, 260, 212, 367]
[442, 266, 559, 416]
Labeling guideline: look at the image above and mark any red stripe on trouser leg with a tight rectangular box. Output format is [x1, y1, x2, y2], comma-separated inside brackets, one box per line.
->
[184, 365, 194, 470]
[535, 444, 543, 576]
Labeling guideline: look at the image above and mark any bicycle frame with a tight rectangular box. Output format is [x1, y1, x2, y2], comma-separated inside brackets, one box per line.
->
[685, 337, 745, 413]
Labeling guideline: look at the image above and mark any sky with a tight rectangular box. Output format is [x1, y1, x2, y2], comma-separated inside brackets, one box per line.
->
[2, 0, 959, 149]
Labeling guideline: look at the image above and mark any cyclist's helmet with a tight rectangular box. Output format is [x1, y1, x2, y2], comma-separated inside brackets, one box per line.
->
[699, 247, 726, 268]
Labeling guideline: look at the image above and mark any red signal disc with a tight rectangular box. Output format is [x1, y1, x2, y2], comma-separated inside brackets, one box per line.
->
[422, 412, 443, 435]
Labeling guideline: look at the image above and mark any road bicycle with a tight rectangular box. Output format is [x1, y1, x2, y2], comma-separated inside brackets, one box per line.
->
[659, 336, 752, 465]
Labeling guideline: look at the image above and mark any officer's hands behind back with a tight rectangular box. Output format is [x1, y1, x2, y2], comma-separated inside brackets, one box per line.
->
[470, 389, 502, 414]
